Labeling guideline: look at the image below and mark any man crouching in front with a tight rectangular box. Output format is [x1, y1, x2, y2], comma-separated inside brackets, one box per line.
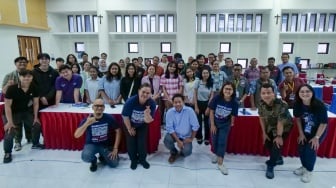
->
[74, 98, 121, 172]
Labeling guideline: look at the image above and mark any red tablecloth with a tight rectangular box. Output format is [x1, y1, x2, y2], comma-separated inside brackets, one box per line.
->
[226, 116, 336, 158]
[40, 109, 161, 153]
[0, 103, 4, 140]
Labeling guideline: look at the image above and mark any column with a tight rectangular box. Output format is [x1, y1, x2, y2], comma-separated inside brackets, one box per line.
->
[267, 0, 281, 60]
[176, 0, 196, 59]
[97, 0, 109, 60]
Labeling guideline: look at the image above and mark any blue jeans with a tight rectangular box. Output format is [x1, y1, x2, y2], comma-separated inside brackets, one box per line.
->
[163, 134, 192, 157]
[212, 124, 231, 157]
[81, 144, 119, 168]
[298, 134, 326, 172]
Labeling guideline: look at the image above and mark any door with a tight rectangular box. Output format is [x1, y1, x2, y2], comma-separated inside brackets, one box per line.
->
[17, 35, 42, 70]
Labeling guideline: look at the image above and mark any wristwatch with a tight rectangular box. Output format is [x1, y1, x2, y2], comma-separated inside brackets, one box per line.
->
[315, 135, 320, 139]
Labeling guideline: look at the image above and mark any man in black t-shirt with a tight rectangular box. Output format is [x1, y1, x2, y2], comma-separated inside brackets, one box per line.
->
[3, 70, 44, 164]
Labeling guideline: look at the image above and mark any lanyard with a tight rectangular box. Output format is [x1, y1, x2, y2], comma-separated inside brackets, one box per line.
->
[234, 79, 240, 88]
[287, 81, 295, 92]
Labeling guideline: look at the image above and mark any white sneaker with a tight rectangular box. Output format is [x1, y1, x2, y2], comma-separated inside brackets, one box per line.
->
[211, 155, 218, 164]
[301, 170, 312, 183]
[218, 164, 228, 175]
[14, 143, 22, 151]
[293, 166, 305, 176]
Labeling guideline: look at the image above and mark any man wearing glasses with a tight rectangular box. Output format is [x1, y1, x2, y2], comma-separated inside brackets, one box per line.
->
[74, 99, 121, 172]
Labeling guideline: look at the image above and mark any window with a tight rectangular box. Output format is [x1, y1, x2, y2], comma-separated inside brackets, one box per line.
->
[317, 43, 329, 54]
[141, 15, 148, 32]
[237, 14, 243, 32]
[281, 14, 289, 32]
[228, 14, 234, 32]
[124, 16, 130, 32]
[328, 14, 336, 32]
[128, 42, 139, 53]
[220, 42, 231, 53]
[201, 14, 207, 32]
[210, 14, 216, 32]
[76, 15, 82, 32]
[237, 58, 248, 69]
[318, 13, 326, 32]
[218, 14, 225, 32]
[75, 42, 85, 53]
[115, 15, 122, 32]
[255, 14, 262, 32]
[68, 15, 75, 32]
[167, 15, 174, 32]
[84, 15, 91, 32]
[92, 15, 98, 32]
[299, 59, 310, 69]
[150, 15, 156, 32]
[290, 14, 298, 32]
[245, 14, 253, 32]
[282, 42, 294, 54]
[133, 15, 139, 32]
[161, 42, 171, 53]
[300, 14, 307, 32]
[159, 15, 165, 32]
[309, 13, 317, 32]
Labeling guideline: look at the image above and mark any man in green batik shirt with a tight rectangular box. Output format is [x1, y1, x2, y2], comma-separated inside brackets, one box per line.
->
[258, 83, 293, 180]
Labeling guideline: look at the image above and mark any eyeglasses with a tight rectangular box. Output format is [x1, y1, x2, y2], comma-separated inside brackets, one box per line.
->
[93, 104, 105, 108]
[233, 69, 242, 71]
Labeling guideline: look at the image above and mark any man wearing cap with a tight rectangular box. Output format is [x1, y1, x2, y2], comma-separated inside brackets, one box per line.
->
[32, 53, 59, 109]
[1, 57, 31, 151]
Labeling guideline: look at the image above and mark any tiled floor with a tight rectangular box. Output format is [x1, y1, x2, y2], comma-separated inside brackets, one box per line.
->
[1, 137, 336, 188]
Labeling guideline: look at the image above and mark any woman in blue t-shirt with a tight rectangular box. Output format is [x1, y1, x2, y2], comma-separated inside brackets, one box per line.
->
[121, 83, 156, 170]
[293, 84, 328, 183]
[208, 81, 239, 175]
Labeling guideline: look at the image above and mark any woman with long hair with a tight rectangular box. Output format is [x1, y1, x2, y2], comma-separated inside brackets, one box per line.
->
[160, 61, 183, 109]
[293, 84, 328, 183]
[183, 67, 197, 108]
[120, 63, 141, 102]
[66, 54, 78, 66]
[98, 63, 122, 105]
[194, 68, 214, 145]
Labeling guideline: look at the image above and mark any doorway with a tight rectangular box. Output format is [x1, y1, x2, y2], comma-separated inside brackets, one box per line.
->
[17, 35, 42, 70]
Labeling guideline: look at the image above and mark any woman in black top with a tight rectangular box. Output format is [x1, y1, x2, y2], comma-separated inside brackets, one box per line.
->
[120, 63, 141, 102]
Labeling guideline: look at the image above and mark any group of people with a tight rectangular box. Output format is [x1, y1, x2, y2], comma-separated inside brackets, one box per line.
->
[1, 51, 328, 184]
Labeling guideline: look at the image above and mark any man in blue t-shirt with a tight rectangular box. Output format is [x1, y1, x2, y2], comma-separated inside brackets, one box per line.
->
[74, 99, 121, 172]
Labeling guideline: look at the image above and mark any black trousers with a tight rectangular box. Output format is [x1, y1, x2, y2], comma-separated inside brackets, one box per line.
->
[124, 125, 148, 162]
[264, 131, 288, 167]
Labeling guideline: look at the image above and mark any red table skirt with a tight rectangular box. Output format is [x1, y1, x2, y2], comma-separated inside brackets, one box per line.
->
[0, 104, 4, 140]
[226, 116, 336, 158]
[40, 110, 161, 153]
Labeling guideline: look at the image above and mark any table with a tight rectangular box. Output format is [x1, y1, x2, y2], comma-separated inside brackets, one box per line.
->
[225, 108, 336, 158]
[310, 84, 336, 100]
[330, 93, 336, 113]
[0, 102, 4, 140]
[39, 104, 161, 153]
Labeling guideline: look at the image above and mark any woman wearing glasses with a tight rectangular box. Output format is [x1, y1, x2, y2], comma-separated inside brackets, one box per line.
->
[293, 84, 328, 183]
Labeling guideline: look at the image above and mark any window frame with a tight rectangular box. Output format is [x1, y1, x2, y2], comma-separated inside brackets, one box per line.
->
[282, 42, 294, 54]
[128, 42, 139, 53]
[237, 58, 248, 69]
[219, 42, 231, 53]
[161, 42, 171, 53]
[317, 43, 329, 54]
